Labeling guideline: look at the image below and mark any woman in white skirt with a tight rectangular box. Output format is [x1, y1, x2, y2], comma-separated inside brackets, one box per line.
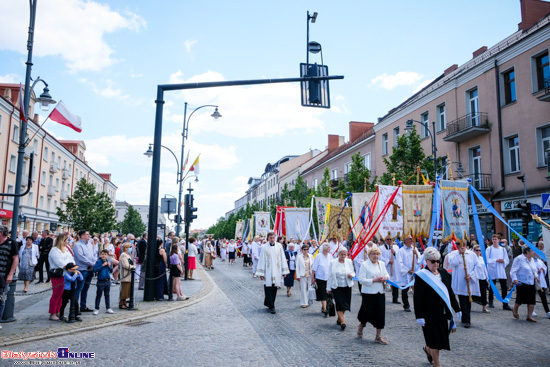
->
[296, 244, 314, 308]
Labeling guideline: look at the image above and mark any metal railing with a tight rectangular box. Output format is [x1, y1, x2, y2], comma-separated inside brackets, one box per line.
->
[466, 173, 492, 191]
[544, 77, 550, 95]
[446, 112, 489, 138]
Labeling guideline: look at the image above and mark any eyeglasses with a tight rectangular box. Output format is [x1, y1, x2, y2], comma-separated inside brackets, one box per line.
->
[474, 249, 481, 252]
[428, 259, 440, 264]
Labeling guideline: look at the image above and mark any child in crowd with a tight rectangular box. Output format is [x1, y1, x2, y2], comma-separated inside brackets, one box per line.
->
[59, 262, 83, 322]
[93, 249, 114, 315]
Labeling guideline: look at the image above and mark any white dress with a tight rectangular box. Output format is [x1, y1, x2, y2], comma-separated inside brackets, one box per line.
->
[256, 242, 289, 287]
[447, 250, 480, 297]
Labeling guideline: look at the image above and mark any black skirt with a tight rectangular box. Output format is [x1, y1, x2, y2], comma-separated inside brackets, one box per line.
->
[423, 318, 450, 351]
[170, 264, 181, 278]
[229, 251, 236, 260]
[332, 286, 352, 312]
[357, 293, 385, 329]
[315, 279, 328, 301]
[516, 283, 536, 305]
[284, 270, 295, 287]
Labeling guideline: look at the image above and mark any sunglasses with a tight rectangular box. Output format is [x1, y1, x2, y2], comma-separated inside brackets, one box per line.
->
[428, 259, 440, 264]
[474, 249, 481, 252]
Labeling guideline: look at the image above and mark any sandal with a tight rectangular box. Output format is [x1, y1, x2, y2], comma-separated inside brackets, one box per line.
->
[512, 311, 519, 319]
[357, 324, 364, 338]
[119, 304, 128, 309]
[374, 336, 388, 345]
[423, 346, 433, 363]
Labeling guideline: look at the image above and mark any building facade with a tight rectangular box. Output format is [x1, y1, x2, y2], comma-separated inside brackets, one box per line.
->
[114, 201, 167, 232]
[0, 84, 117, 233]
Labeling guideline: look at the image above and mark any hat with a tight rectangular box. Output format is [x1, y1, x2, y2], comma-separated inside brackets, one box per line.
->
[64, 262, 78, 270]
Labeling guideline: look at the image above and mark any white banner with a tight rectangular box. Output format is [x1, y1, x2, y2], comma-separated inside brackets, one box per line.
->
[351, 192, 375, 237]
[377, 185, 403, 239]
[441, 180, 469, 240]
[254, 211, 271, 237]
[284, 208, 311, 241]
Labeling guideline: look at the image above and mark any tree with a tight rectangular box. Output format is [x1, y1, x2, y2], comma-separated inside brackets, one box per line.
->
[292, 175, 310, 207]
[57, 178, 116, 234]
[316, 167, 331, 197]
[345, 152, 377, 192]
[119, 205, 146, 235]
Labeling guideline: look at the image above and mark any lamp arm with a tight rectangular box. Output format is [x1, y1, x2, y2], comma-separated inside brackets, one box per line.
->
[183, 104, 218, 140]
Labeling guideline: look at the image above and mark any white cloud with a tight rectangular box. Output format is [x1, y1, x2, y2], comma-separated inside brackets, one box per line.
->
[370, 71, 423, 90]
[0, 0, 146, 72]
[0, 73, 21, 83]
[164, 70, 328, 138]
[79, 78, 144, 106]
[184, 40, 198, 53]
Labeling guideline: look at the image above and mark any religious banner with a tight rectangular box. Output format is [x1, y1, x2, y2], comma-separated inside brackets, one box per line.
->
[441, 180, 469, 240]
[274, 206, 292, 237]
[235, 220, 244, 240]
[284, 208, 311, 241]
[327, 205, 352, 241]
[351, 192, 375, 238]
[402, 185, 433, 237]
[377, 185, 403, 239]
[254, 211, 271, 237]
[315, 197, 343, 241]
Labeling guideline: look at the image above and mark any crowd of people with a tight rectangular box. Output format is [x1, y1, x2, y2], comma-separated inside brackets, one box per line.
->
[203, 231, 548, 367]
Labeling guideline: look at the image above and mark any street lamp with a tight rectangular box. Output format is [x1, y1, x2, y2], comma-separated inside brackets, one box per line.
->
[405, 119, 438, 181]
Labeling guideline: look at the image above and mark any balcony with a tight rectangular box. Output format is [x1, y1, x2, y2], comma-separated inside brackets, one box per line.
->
[467, 173, 493, 193]
[537, 77, 550, 102]
[21, 174, 29, 187]
[61, 190, 69, 200]
[49, 162, 59, 173]
[47, 185, 56, 197]
[444, 112, 491, 142]
[62, 168, 70, 180]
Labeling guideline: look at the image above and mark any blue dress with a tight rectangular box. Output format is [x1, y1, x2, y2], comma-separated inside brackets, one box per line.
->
[284, 250, 297, 287]
[19, 247, 35, 281]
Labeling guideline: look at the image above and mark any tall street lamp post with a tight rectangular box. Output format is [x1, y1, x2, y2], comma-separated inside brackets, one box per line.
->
[406, 119, 438, 181]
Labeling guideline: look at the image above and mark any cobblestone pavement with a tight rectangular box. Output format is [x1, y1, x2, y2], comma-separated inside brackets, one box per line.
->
[3, 258, 549, 367]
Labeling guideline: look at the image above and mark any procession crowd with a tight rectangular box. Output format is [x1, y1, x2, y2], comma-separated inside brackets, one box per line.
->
[203, 231, 548, 367]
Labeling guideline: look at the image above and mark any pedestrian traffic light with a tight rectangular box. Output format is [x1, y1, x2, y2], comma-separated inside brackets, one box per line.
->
[184, 193, 198, 224]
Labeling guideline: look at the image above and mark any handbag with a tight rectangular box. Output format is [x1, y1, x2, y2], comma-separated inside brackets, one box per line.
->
[48, 268, 64, 278]
[327, 294, 336, 317]
[308, 286, 316, 305]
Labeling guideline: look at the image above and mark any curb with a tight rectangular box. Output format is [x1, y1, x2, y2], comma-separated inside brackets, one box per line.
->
[1, 266, 215, 347]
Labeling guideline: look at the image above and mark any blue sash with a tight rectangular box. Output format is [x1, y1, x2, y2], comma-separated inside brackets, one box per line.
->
[415, 269, 456, 332]
[352, 277, 415, 290]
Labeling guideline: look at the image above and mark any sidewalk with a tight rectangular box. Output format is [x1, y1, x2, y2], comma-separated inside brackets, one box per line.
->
[0, 266, 213, 346]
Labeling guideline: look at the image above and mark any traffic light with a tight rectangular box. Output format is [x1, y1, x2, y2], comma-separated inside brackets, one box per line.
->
[307, 64, 322, 104]
[518, 200, 531, 235]
[184, 193, 198, 225]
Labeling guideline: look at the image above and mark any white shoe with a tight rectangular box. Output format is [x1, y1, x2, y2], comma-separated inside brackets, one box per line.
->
[546, 312, 550, 319]
[92, 309, 99, 315]
[532, 311, 537, 317]
[106, 309, 114, 314]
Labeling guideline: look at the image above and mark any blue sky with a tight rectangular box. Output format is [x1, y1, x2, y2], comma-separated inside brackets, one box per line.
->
[0, 0, 521, 229]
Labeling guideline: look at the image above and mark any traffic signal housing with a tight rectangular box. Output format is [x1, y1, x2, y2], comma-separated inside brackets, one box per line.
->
[184, 193, 198, 225]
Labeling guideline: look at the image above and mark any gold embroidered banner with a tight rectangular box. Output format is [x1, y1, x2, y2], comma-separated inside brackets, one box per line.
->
[327, 205, 352, 241]
[315, 197, 343, 241]
[235, 220, 244, 240]
[402, 185, 433, 237]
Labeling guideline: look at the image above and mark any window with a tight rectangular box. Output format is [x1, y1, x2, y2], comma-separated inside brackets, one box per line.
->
[503, 69, 516, 104]
[9, 155, 16, 172]
[54, 200, 58, 210]
[39, 195, 44, 209]
[331, 169, 338, 180]
[344, 162, 351, 174]
[63, 160, 66, 169]
[437, 104, 446, 132]
[32, 164, 36, 182]
[33, 139, 38, 154]
[41, 170, 46, 186]
[44, 147, 49, 161]
[535, 52, 549, 91]
[382, 133, 388, 155]
[27, 192, 33, 206]
[363, 153, 371, 170]
[56, 178, 59, 189]
[469, 146, 482, 188]
[12, 125, 19, 143]
[51, 151, 55, 163]
[505, 135, 520, 173]
[393, 127, 400, 147]
[49, 174, 53, 186]
[537, 125, 550, 166]
[7, 185, 14, 203]
[421, 112, 429, 138]
[468, 88, 479, 126]
[47, 198, 51, 211]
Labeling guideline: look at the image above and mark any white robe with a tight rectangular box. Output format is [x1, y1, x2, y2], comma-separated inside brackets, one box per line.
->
[535, 259, 547, 289]
[396, 245, 420, 286]
[486, 246, 509, 280]
[256, 242, 289, 287]
[381, 243, 400, 282]
[447, 250, 480, 297]
[474, 255, 488, 281]
[353, 251, 368, 276]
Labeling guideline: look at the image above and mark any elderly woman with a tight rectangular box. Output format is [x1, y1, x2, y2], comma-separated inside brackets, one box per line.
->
[284, 242, 297, 296]
[204, 241, 214, 270]
[327, 248, 355, 330]
[357, 245, 389, 343]
[312, 243, 332, 316]
[119, 243, 136, 309]
[296, 244, 314, 308]
[18, 236, 39, 293]
[510, 246, 538, 322]
[414, 247, 461, 367]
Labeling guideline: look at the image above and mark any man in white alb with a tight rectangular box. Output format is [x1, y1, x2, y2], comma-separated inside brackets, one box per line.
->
[486, 234, 512, 310]
[256, 232, 289, 314]
[396, 235, 421, 312]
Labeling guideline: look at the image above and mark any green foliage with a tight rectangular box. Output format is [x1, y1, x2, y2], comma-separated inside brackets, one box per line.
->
[316, 167, 331, 197]
[57, 178, 116, 233]
[344, 152, 377, 192]
[119, 205, 146, 236]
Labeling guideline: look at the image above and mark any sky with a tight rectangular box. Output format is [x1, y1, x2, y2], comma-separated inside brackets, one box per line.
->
[0, 0, 522, 230]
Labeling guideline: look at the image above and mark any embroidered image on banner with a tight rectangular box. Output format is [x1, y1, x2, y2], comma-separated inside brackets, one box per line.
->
[377, 185, 403, 239]
[327, 205, 352, 241]
[441, 180, 469, 240]
[402, 185, 433, 237]
[315, 197, 342, 240]
[284, 208, 311, 241]
[351, 192, 375, 237]
[254, 212, 271, 237]
[235, 220, 244, 240]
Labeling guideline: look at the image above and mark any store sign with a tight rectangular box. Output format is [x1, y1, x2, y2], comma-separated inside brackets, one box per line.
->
[0, 209, 13, 218]
[502, 200, 521, 211]
[468, 204, 489, 215]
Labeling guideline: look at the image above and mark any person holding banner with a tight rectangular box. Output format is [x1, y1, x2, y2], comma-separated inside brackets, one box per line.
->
[381, 236, 400, 304]
[296, 244, 314, 308]
[251, 237, 261, 277]
[510, 247, 538, 322]
[397, 235, 421, 312]
[472, 245, 490, 313]
[447, 240, 480, 328]
[486, 234, 512, 310]
[256, 232, 289, 314]
[414, 247, 461, 367]
[327, 248, 355, 330]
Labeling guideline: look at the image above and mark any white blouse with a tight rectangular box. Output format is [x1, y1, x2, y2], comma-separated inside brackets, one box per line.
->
[510, 254, 537, 285]
[358, 259, 389, 294]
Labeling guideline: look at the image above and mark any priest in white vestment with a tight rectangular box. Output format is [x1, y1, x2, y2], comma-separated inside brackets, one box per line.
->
[486, 234, 512, 310]
[396, 235, 421, 312]
[256, 232, 289, 313]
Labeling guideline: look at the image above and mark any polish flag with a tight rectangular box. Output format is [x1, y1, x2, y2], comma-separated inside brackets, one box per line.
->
[18, 84, 26, 122]
[48, 101, 82, 133]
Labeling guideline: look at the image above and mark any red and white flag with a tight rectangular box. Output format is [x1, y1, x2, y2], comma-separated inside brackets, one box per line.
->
[48, 101, 82, 133]
[18, 84, 27, 122]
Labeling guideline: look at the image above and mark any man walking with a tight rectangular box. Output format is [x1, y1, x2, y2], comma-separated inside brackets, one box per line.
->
[35, 230, 53, 283]
[73, 230, 96, 313]
[256, 232, 289, 314]
[0, 225, 19, 328]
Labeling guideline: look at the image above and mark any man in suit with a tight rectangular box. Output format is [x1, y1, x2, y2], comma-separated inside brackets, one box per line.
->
[35, 230, 53, 283]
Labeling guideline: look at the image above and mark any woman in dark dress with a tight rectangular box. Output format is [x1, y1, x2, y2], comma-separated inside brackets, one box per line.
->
[284, 243, 297, 296]
[414, 247, 461, 367]
[155, 239, 168, 301]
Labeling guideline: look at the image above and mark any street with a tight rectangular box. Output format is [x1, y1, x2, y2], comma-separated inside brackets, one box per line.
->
[4, 258, 549, 367]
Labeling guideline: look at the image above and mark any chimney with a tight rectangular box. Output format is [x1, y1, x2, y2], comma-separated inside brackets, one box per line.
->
[472, 46, 488, 58]
[328, 134, 340, 152]
[3, 87, 11, 100]
[518, 0, 550, 31]
[349, 121, 375, 142]
[444, 64, 458, 76]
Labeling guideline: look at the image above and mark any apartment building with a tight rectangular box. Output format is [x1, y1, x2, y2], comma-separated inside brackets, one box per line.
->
[373, 0, 550, 239]
[278, 149, 322, 193]
[114, 201, 166, 232]
[0, 84, 117, 233]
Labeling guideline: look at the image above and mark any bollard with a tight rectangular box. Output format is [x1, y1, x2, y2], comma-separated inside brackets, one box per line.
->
[128, 268, 135, 310]
[67, 281, 77, 323]
[0, 276, 17, 323]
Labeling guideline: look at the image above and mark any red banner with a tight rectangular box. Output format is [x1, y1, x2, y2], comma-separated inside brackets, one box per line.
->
[0, 209, 13, 218]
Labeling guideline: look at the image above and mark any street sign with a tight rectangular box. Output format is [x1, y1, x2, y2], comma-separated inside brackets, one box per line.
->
[300, 63, 330, 108]
[161, 197, 177, 214]
[542, 193, 550, 213]
[531, 203, 542, 216]
[508, 219, 523, 240]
